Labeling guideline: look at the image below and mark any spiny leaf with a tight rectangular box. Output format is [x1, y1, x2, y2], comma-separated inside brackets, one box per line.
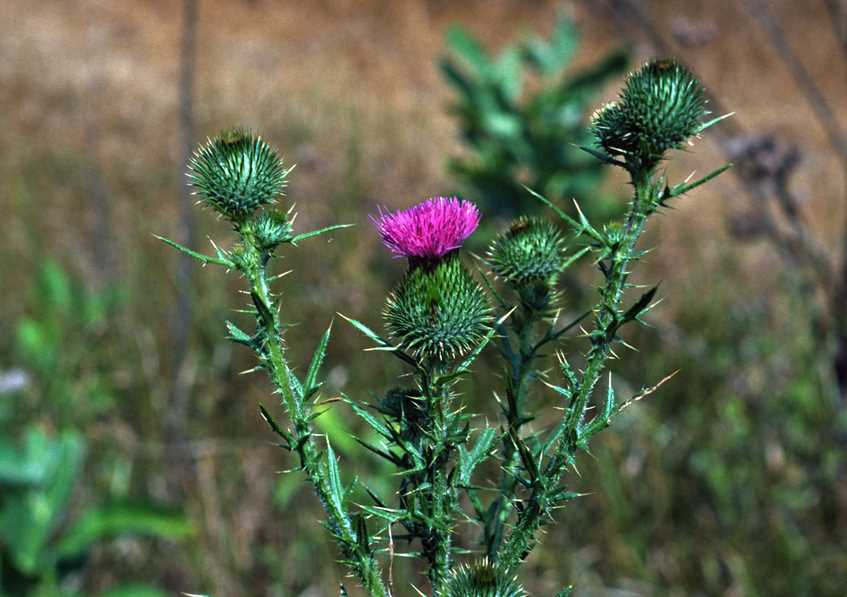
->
[338, 313, 419, 368]
[225, 320, 252, 346]
[305, 320, 333, 395]
[325, 441, 347, 519]
[357, 504, 408, 523]
[665, 163, 732, 200]
[290, 223, 353, 246]
[354, 438, 403, 467]
[258, 404, 293, 448]
[341, 395, 393, 440]
[622, 285, 659, 324]
[154, 235, 234, 268]
[523, 185, 605, 244]
[458, 428, 497, 486]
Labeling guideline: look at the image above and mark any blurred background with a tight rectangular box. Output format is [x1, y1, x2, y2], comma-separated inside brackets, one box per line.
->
[2, 0, 846, 595]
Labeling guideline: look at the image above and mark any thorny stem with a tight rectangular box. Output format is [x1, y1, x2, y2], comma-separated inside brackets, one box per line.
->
[419, 362, 457, 594]
[241, 229, 390, 597]
[496, 166, 654, 573]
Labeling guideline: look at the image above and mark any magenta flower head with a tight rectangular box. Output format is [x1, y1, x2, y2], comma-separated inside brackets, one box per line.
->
[372, 196, 481, 262]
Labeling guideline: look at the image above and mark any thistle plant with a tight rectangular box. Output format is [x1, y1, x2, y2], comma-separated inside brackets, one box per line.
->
[160, 60, 730, 596]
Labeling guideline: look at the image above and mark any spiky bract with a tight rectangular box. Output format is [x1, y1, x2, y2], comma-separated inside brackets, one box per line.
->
[445, 561, 526, 597]
[189, 129, 290, 221]
[384, 254, 492, 361]
[487, 217, 565, 287]
[592, 59, 706, 164]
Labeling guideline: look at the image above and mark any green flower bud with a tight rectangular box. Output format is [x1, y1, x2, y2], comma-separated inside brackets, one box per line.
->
[251, 210, 294, 250]
[384, 254, 492, 361]
[445, 561, 526, 597]
[592, 59, 706, 164]
[189, 129, 290, 221]
[486, 217, 565, 287]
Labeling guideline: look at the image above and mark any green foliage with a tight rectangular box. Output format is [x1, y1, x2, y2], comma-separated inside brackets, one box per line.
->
[0, 428, 191, 597]
[384, 254, 493, 360]
[189, 129, 292, 221]
[440, 14, 629, 221]
[12, 260, 119, 427]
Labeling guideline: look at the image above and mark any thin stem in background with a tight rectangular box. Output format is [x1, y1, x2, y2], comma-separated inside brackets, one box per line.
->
[165, 0, 198, 496]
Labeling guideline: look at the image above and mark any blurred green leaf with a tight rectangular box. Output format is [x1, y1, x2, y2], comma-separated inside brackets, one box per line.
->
[446, 26, 491, 75]
[97, 586, 169, 597]
[56, 503, 193, 560]
[0, 429, 84, 574]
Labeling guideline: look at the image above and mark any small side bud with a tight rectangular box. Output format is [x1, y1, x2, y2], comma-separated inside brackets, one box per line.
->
[189, 129, 290, 221]
[251, 210, 294, 250]
[486, 216, 565, 311]
[445, 560, 526, 597]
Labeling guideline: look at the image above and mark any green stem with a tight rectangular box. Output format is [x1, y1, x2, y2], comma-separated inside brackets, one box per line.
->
[243, 234, 389, 597]
[486, 307, 540, 560]
[496, 168, 654, 573]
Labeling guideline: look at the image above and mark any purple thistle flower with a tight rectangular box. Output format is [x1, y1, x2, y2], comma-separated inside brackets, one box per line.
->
[372, 197, 481, 260]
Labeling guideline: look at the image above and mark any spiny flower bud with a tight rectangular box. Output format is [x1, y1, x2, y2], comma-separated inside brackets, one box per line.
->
[372, 197, 481, 263]
[189, 129, 290, 221]
[384, 254, 492, 361]
[445, 560, 526, 597]
[486, 217, 565, 287]
[592, 59, 707, 164]
[251, 210, 293, 250]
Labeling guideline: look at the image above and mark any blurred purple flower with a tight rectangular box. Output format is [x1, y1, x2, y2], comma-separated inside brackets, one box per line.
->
[372, 197, 481, 260]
